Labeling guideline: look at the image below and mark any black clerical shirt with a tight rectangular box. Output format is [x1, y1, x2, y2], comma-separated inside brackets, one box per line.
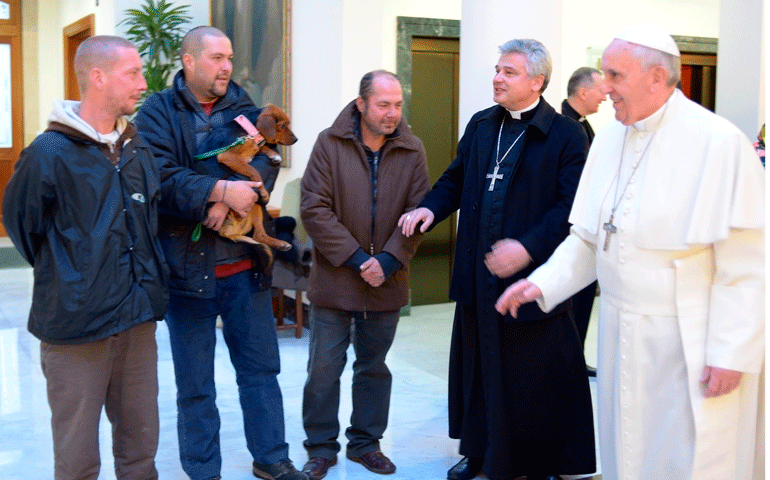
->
[475, 108, 535, 312]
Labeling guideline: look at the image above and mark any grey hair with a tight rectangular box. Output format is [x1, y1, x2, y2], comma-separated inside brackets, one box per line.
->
[498, 39, 552, 93]
[359, 70, 400, 100]
[567, 67, 601, 97]
[74, 36, 137, 95]
[625, 41, 681, 87]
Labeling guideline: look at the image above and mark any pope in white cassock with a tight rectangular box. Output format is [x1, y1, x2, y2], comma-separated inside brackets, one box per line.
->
[496, 24, 764, 480]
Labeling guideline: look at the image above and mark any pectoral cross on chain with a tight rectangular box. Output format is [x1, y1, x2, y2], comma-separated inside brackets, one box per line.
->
[487, 165, 503, 191]
[602, 214, 617, 251]
[488, 125, 525, 192]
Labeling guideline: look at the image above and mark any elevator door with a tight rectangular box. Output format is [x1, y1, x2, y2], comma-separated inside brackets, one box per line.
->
[408, 36, 459, 306]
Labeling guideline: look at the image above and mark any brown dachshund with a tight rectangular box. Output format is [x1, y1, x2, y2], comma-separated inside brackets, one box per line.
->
[211, 105, 298, 252]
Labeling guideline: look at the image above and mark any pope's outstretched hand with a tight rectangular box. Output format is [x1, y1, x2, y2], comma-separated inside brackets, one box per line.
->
[495, 279, 543, 318]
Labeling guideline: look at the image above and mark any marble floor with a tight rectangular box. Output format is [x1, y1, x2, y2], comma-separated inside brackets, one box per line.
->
[0, 260, 600, 480]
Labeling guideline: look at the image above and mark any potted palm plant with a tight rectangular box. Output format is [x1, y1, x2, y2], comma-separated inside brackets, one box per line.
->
[119, 0, 192, 101]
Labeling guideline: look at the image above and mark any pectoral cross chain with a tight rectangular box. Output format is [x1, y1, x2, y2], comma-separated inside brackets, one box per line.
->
[602, 214, 617, 251]
[487, 121, 526, 192]
[487, 165, 503, 191]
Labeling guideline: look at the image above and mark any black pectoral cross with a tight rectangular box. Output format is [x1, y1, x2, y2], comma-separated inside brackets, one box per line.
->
[602, 214, 617, 251]
[487, 165, 503, 191]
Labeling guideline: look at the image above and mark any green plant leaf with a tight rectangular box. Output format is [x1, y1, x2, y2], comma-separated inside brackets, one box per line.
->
[119, 0, 192, 95]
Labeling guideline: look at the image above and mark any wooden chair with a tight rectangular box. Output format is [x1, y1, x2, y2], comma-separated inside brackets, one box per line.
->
[271, 178, 310, 338]
[273, 289, 304, 338]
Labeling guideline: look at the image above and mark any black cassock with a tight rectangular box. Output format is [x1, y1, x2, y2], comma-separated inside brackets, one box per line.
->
[443, 108, 596, 479]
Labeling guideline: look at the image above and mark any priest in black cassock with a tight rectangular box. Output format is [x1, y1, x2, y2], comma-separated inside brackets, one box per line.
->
[561, 67, 605, 145]
[561, 66, 606, 377]
[400, 39, 595, 480]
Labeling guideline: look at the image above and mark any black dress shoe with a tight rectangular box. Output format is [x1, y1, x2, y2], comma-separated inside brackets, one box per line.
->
[587, 365, 597, 377]
[447, 456, 483, 480]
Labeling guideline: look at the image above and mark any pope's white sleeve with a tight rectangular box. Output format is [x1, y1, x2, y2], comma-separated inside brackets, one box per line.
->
[706, 227, 765, 373]
[528, 229, 598, 313]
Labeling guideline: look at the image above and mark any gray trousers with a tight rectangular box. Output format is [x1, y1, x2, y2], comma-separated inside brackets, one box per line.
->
[41, 321, 159, 480]
[302, 305, 399, 459]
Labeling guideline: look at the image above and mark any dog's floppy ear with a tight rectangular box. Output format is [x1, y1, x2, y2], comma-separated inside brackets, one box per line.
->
[257, 106, 277, 140]
[262, 103, 281, 115]
[265, 104, 290, 122]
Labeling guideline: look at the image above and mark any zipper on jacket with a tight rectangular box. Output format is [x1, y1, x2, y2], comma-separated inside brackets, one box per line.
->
[366, 150, 380, 318]
[370, 152, 379, 255]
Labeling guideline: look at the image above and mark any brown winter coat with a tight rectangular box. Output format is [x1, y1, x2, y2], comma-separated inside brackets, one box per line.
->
[300, 101, 430, 312]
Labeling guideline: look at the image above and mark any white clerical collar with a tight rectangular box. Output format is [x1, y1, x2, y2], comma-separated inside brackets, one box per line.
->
[508, 98, 540, 119]
[632, 90, 676, 132]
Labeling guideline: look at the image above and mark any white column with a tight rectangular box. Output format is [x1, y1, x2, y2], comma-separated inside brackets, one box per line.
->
[279, 0, 346, 203]
[715, 0, 765, 138]
[459, 0, 564, 130]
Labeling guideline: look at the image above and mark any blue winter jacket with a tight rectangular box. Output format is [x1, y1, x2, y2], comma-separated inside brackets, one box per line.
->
[135, 70, 276, 298]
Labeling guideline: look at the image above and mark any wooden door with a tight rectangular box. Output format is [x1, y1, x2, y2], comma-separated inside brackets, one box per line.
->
[680, 52, 717, 111]
[63, 15, 95, 101]
[0, 0, 22, 237]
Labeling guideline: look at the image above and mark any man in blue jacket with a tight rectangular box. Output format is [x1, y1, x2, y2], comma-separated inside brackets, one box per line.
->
[401, 39, 595, 480]
[3, 36, 168, 480]
[135, 26, 306, 480]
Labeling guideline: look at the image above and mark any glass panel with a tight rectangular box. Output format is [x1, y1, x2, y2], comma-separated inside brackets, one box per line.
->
[0, 3, 9, 20]
[0, 43, 11, 148]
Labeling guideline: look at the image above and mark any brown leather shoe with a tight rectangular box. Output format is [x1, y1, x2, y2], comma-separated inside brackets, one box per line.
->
[348, 451, 396, 475]
[301, 457, 337, 480]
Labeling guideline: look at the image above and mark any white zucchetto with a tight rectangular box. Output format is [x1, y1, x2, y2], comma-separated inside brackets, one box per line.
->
[614, 23, 681, 57]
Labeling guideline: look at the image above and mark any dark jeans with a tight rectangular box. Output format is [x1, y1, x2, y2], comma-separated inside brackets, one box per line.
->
[166, 270, 288, 480]
[302, 305, 400, 459]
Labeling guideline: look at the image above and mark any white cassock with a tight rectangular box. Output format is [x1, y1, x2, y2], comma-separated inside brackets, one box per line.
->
[529, 89, 764, 480]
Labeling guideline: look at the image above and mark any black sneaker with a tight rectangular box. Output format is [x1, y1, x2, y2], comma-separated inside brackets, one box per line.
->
[253, 459, 309, 480]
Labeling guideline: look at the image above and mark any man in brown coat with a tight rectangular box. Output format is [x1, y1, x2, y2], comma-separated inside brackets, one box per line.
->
[299, 70, 430, 479]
